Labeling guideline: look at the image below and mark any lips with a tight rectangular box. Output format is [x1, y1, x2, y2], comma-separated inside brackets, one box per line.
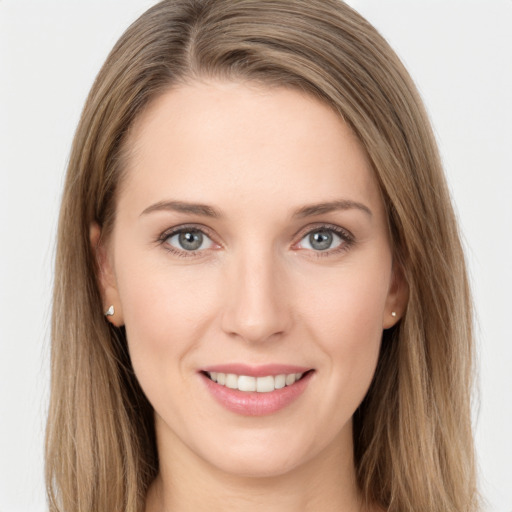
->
[200, 364, 314, 416]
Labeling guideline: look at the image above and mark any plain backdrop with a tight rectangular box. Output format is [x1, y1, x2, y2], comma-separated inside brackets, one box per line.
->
[0, 1, 511, 511]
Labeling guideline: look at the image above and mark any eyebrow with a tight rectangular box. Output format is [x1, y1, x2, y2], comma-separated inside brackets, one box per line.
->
[140, 200, 222, 218]
[293, 200, 372, 218]
[140, 198, 372, 219]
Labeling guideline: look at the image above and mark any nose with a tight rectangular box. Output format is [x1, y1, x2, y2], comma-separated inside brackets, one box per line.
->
[220, 249, 291, 343]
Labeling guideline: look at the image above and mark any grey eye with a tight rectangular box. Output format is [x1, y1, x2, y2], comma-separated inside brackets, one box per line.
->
[300, 229, 342, 251]
[167, 230, 212, 251]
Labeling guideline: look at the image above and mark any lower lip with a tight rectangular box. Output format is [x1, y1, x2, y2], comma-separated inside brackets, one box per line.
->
[201, 371, 313, 416]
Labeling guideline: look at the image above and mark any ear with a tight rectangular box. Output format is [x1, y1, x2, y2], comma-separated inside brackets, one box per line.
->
[90, 223, 124, 327]
[382, 261, 408, 329]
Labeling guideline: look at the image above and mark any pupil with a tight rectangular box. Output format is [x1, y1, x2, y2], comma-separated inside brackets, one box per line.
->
[309, 230, 332, 251]
[179, 231, 203, 250]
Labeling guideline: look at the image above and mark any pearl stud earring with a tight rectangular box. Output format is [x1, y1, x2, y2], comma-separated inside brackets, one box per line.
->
[391, 311, 397, 318]
[104, 305, 115, 317]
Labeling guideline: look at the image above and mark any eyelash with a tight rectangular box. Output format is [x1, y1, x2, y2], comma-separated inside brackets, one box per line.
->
[157, 224, 218, 258]
[294, 224, 355, 258]
[156, 223, 355, 259]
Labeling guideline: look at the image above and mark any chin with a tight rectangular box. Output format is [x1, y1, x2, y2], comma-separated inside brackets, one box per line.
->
[207, 450, 305, 479]
[192, 426, 328, 480]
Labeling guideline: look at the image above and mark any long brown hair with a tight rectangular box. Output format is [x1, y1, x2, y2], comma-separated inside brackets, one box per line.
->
[46, 1, 478, 510]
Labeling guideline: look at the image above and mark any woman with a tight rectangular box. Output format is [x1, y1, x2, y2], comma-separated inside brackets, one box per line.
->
[45, 1, 479, 511]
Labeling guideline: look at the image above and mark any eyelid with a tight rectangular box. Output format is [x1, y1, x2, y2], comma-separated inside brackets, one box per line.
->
[293, 223, 354, 242]
[292, 223, 355, 254]
[157, 224, 221, 256]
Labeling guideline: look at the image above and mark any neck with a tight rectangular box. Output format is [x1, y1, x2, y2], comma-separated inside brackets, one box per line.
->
[145, 422, 367, 512]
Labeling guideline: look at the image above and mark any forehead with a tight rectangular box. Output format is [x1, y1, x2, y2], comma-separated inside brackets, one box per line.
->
[119, 80, 384, 220]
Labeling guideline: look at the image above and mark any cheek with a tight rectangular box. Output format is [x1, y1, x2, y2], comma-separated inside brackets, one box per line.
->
[298, 256, 391, 389]
[302, 258, 390, 339]
[115, 256, 220, 381]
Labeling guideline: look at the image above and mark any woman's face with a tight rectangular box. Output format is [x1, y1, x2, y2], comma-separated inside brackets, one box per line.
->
[96, 81, 403, 478]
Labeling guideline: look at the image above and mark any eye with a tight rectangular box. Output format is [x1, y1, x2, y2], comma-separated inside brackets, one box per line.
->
[299, 229, 341, 251]
[296, 226, 351, 253]
[164, 228, 215, 252]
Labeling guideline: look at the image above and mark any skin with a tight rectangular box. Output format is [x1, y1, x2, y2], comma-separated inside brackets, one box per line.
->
[92, 81, 406, 511]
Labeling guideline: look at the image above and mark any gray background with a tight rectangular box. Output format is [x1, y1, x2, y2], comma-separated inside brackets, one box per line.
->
[1, 1, 511, 510]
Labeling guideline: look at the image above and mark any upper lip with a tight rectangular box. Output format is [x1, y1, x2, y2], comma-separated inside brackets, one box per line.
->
[200, 363, 312, 377]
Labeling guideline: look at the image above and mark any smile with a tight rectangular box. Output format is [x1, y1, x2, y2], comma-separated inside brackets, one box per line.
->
[201, 367, 314, 416]
[205, 371, 304, 392]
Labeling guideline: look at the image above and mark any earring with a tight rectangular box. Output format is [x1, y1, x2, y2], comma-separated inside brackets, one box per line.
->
[104, 305, 115, 317]
[391, 311, 397, 318]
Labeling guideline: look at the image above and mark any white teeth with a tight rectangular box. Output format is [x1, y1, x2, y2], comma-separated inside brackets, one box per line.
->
[206, 371, 306, 392]
[256, 376, 275, 393]
[274, 374, 286, 389]
[225, 374, 238, 389]
[238, 375, 256, 392]
[285, 373, 296, 386]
